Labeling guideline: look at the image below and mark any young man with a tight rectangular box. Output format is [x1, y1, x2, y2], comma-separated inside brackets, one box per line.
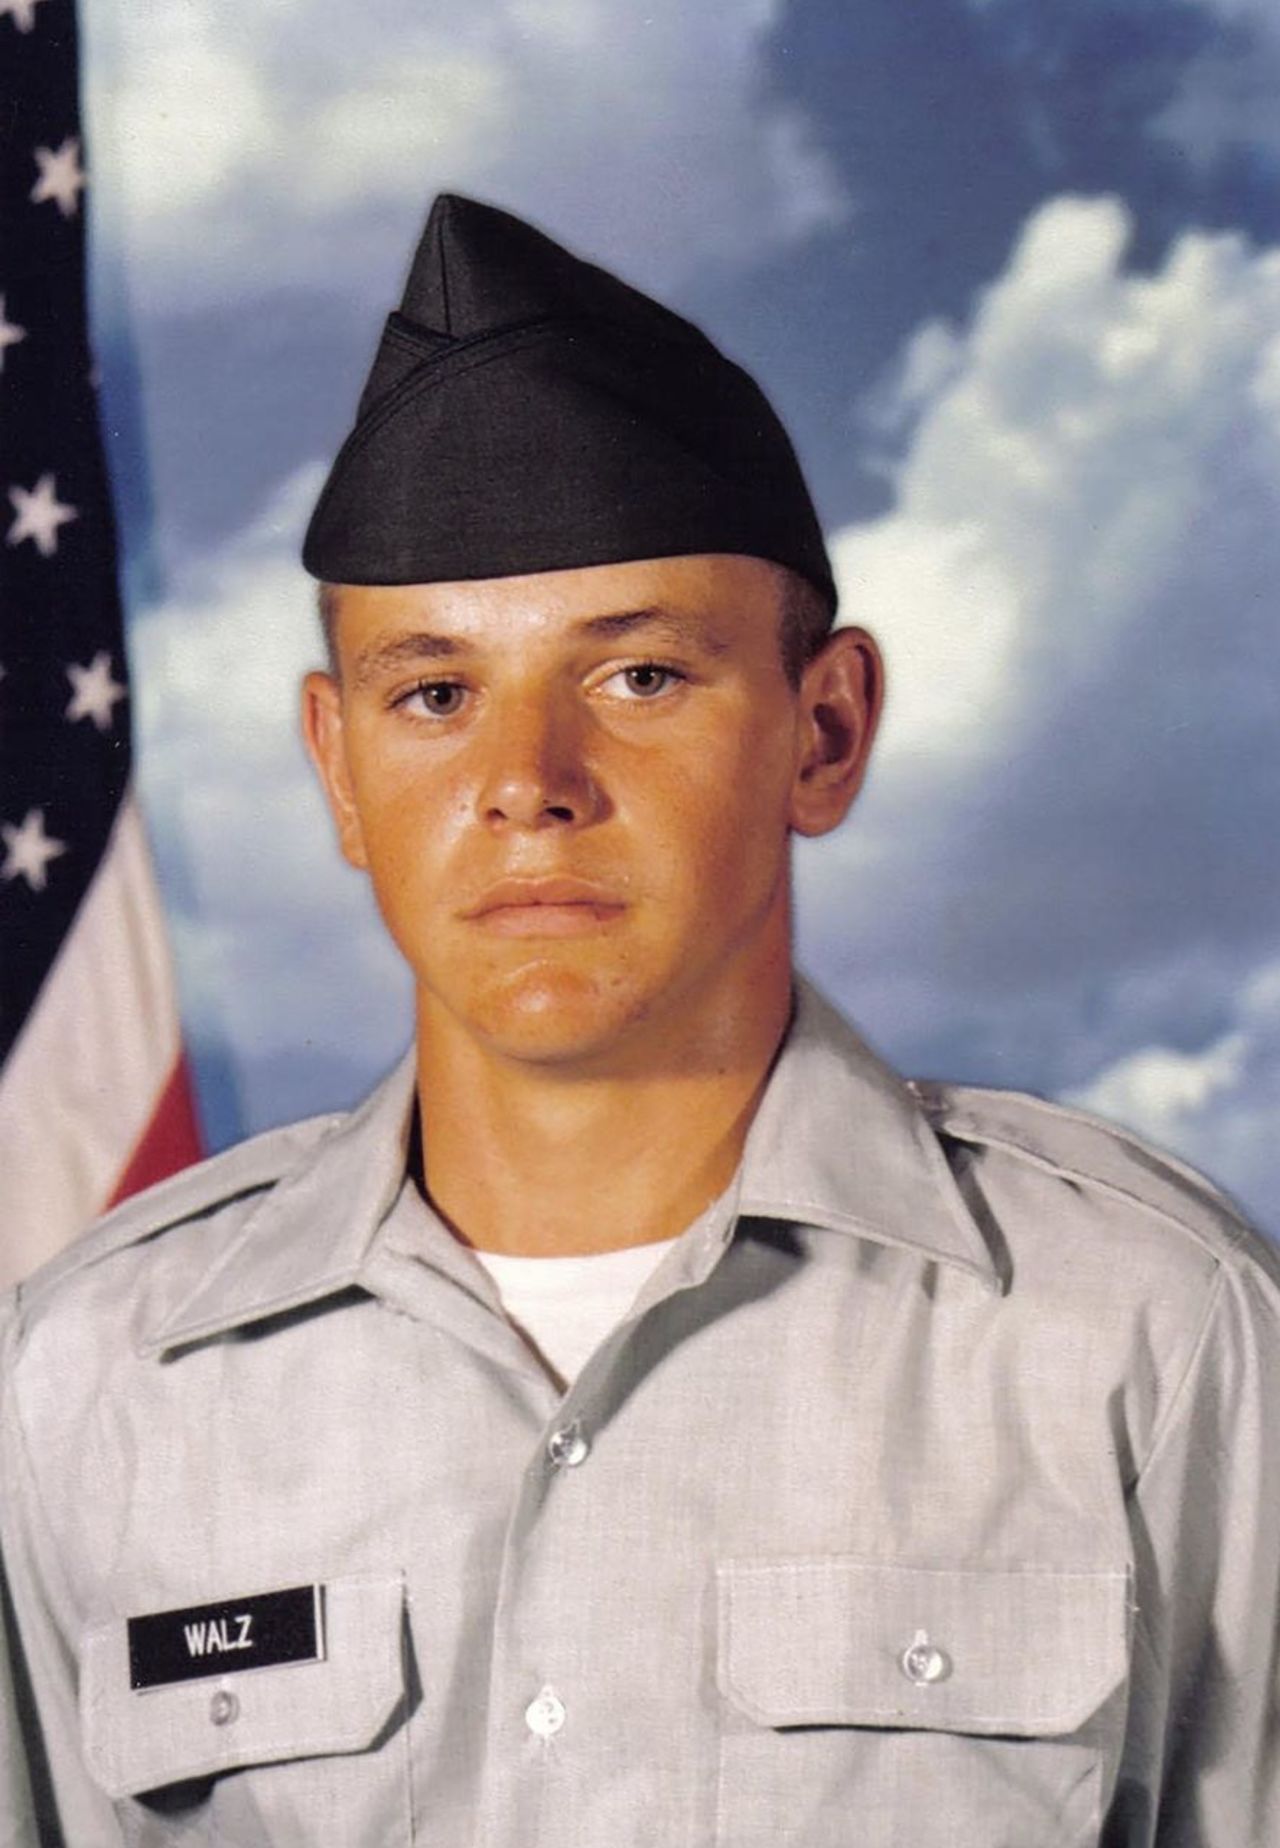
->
[2, 196, 1278, 1847]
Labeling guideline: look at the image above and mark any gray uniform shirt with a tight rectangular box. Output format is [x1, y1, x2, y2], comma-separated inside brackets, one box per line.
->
[2, 982, 1278, 1846]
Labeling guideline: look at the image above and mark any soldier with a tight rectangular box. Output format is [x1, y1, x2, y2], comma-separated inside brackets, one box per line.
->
[3, 194, 1278, 1846]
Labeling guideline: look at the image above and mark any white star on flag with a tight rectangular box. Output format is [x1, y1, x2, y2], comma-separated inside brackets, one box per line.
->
[65, 652, 127, 732]
[0, 0, 49, 32]
[0, 297, 26, 374]
[30, 137, 86, 218]
[7, 473, 78, 557]
[1, 807, 67, 893]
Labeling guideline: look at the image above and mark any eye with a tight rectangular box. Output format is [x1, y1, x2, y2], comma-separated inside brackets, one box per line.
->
[399, 680, 468, 718]
[604, 662, 685, 700]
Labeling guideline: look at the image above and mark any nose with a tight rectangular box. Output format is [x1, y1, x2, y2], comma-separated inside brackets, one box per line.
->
[477, 692, 604, 830]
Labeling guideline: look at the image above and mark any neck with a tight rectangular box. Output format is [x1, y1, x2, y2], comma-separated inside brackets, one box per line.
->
[414, 959, 793, 1257]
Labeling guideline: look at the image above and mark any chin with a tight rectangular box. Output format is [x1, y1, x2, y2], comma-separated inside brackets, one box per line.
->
[456, 961, 656, 1068]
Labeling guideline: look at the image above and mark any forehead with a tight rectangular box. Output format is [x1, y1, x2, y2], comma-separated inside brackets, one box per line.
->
[328, 553, 786, 660]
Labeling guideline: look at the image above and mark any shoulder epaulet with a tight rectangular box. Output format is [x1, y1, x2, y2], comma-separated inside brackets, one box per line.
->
[910, 1079, 1262, 1267]
[16, 1110, 345, 1306]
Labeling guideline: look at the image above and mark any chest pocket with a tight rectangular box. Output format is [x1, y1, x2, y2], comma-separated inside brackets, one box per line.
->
[80, 1572, 411, 1848]
[715, 1557, 1131, 1848]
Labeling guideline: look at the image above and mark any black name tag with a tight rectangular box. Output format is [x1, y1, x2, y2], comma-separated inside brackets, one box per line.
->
[128, 1585, 323, 1691]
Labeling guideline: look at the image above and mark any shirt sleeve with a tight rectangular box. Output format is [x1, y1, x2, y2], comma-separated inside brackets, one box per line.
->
[0, 1289, 124, 1847]
[1118, 1245, 1280, 1845]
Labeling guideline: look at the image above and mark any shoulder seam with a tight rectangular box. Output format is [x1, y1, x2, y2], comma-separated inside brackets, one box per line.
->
[949, 1084, 1248, 1210]
[15, 1112, 346, 1304]
[920, 1086, 1252, 1261]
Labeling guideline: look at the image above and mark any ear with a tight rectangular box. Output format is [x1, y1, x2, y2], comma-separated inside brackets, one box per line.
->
[301, 670, 369, 870]
[788, 626, 884, 838]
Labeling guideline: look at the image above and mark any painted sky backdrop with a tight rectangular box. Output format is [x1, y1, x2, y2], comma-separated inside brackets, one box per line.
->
[75, 0, 1279, 1233]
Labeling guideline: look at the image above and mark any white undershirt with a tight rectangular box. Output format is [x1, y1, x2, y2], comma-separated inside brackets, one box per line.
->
[472, 1239, 679, 1387]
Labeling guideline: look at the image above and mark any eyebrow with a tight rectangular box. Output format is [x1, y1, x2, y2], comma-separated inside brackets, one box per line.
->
[350, 605, 730, 687]
[576, 607, 729, 653]
[351, 632, 465, 689]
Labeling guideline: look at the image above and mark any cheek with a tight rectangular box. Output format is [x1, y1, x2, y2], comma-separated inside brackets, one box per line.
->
[640, 731, 794, 900]
[348, 758, 469, 904]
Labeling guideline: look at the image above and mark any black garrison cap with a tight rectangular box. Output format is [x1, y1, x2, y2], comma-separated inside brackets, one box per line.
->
[302, 194, 836, 607]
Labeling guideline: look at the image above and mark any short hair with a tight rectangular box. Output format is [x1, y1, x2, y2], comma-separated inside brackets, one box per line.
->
[316, 565, 834, 687]
[317, 580, 341, 672]
[776, 568, 836, 688]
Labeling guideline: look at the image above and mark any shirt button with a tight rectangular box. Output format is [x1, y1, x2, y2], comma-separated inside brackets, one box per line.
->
[524, 1686, 566, 1738]
[209, 1689, 239, 1726]
[547, 1421, 589, 1468]
[900, 1631, 951, 1686]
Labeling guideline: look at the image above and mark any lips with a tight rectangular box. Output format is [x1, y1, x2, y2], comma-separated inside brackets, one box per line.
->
[460, 877, 626, 936]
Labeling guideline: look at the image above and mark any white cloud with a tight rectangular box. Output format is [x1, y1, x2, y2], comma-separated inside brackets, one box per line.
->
[1062, 960, 1280, 1229]
[302, 52, 512, 210]
[81, 0, 844, 307]
[1146, 0, 1280, 174]
[1065, 1031, 1249, 1145]
[830, 196, 1280, 771]
[129, 467, 412, 1123]
[107, 38, 275, 223]
[795, 194, 1280, 1232]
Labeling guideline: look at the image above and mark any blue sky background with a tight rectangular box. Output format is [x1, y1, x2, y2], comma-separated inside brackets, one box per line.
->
[78, 0, 1279, 1233]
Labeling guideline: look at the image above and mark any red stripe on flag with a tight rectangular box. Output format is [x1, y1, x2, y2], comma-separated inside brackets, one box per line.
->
[106, 1055, 203, 1210]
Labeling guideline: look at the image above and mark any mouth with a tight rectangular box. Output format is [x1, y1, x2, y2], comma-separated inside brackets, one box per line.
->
[460, 878, 627, 938]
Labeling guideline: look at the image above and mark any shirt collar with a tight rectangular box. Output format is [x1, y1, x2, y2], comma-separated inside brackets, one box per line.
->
[140, 1051, 419, 1357]
[738, 980, 996, 1286]
[144, 980, 995, 1355]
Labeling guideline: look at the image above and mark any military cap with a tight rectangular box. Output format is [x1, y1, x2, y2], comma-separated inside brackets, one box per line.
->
[302, 193, 835, 606]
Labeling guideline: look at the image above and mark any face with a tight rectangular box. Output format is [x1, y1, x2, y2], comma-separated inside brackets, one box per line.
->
[303, 553, 880, 1073]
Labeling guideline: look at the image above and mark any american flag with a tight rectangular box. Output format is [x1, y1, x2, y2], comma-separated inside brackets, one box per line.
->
[0, 0, 201, 1287]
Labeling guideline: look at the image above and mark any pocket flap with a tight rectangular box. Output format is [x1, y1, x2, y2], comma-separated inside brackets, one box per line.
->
[81, 1573, 406, 1799]
[717, 1557, 1130, 1737]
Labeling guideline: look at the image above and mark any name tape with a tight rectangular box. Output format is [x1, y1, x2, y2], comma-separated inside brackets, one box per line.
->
[127, 1584, 323, 1691]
